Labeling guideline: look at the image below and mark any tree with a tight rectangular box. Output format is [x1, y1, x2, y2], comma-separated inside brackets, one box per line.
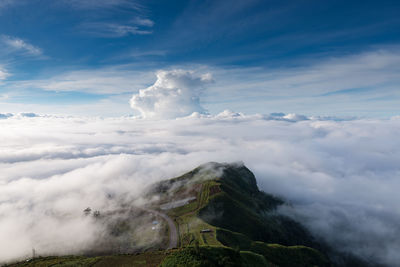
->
[83, 207, 91, 216]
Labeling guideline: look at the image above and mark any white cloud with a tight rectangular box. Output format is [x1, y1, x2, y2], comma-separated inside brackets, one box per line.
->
[63, 0, 142, 10]
[62, 0, 152, 38]
[2, 49, 400, 117]
[0, 114, 400, 265]
[9, 67, 154, 95]
[130, 69, 213, 119]
[131, 17, 154, 27]
[1, 35, 42, 56]
[0, 66, 9, 81]
[80, 22, 152, 37]
[203, 49, 400, 116]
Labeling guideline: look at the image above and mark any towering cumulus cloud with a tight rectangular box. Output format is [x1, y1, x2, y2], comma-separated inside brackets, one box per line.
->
[130, 69, 212, 119]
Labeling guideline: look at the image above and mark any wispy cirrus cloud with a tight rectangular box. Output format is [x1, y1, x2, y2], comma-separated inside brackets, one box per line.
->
[63, 0, 143, 11]
[9, 67, 154, 95]
[0, 66, 10, 81]
[61, 0, 153, 38]
[131, 17, 154, 27]
[0, 35, 42, 56]
[80, 22, 153, 38]
[210, 49, 400, 96]
[201, 48, 400, 116]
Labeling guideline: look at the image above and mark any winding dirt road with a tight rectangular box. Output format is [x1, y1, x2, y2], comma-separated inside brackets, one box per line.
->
[147, 209, 178, 249]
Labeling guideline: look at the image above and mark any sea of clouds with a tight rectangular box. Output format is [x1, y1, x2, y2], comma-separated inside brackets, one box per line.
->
[1, 70, 400, 266]
[1, 113, 400, 265]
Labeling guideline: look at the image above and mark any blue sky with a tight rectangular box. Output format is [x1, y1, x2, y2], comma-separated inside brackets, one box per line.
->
[0, 0, 399, 117]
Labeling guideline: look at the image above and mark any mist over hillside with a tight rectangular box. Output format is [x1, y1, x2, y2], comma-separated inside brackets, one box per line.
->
[1, 1, 400, 266]
[1, 113, 400, 265]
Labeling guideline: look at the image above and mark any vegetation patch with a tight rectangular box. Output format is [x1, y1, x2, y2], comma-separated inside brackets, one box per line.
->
[250, 242, 330, 267]
[216, 228, 252, 250]
[4, 252, 168, 267]
[160, 246, 267, 267]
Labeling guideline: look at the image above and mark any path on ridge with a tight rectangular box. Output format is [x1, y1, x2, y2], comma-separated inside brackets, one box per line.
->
[146, 209, 178, 249]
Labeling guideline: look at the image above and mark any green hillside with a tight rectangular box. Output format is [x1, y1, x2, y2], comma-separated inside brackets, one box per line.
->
[4, 162, 373, 267]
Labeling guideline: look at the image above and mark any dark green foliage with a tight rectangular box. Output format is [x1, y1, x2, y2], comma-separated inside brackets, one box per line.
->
[92, 253, 167, 267]
[250, 242, 330, 267]
[219, 183, 282, 213]
[256, 191, 285, 211]
[199, 192, 316, 247]
[217, 229, 329, 267]
[219, 164, 259, 194]
[148, 162, 219, 195]
[196, 163, 319, 248]
[160, 246, 268, 267]
[239, 251, 272, 267]
[216, 229, 252, 250]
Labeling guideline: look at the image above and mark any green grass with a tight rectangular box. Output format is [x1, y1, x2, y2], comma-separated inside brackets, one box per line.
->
[4, 256, 100, 267]
[216, 228, 252, 250]
[181, 232, 197, 246]
[168, 200, 199, 217]
[167, 180, 218, 218]
[199, 189, 316, 248]
[160, 246, 268, 267]
[4, 251, 168, 267]
[239, 251, 274, 267]
[177, 215, 220, 246]
[93, 252, 167, 267]
[159, 163, 329, 266]
[250, 242, 330, 267]
[216, 228, 329, 267]
[165, 180, 222, 247]
[4, 244, 329, 267]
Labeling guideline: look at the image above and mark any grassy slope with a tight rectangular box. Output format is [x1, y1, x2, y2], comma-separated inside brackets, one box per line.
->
[197, 164, 318, 248]
[169, 180, 222, 247]
[4, 252, 168, 267]
[5, 162, 371, 266]
[160, 246, 273, 267]
[156, 162, 330, 267]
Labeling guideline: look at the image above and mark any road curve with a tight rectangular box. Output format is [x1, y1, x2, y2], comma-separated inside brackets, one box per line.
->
[147, 209, 178, 249]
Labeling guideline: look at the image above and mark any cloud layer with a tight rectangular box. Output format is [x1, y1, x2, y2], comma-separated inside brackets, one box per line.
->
[1, 113, 400, 265]
[130, 70, 213, 119]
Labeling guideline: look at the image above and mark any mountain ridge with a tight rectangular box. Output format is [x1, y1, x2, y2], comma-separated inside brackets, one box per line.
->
[4, 162, 375, 267]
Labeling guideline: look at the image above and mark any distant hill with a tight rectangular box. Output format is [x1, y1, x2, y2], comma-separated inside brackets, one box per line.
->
[4, 162, 375, 267]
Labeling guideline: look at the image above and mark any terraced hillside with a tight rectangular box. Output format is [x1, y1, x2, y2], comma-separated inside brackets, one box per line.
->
[142, 162, 331, 267]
